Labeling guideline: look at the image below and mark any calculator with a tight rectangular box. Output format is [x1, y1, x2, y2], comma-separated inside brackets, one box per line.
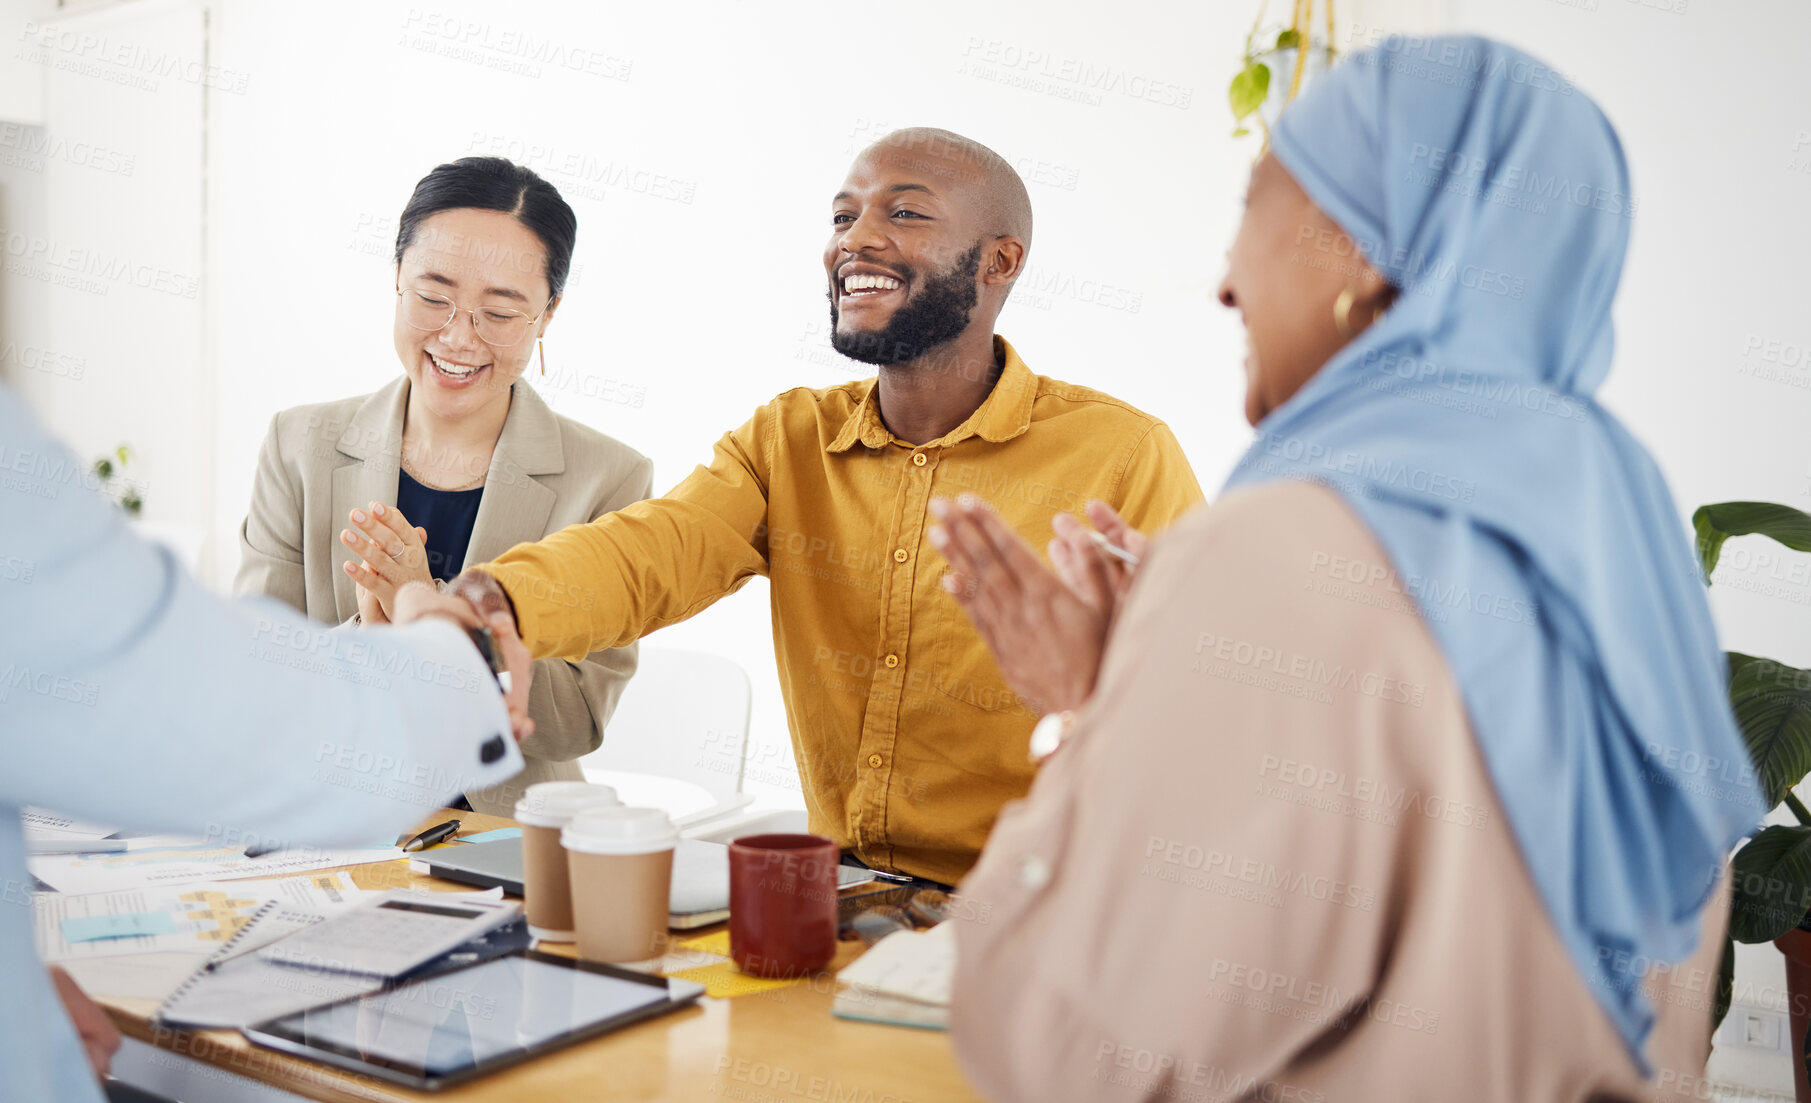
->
[259, 892, 521, 979]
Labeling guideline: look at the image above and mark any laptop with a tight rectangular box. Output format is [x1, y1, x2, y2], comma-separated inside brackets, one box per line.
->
[414, 838, 876, 928]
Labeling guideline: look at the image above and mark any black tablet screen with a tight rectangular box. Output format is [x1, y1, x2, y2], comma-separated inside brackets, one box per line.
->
[265, 954, 671, 1078]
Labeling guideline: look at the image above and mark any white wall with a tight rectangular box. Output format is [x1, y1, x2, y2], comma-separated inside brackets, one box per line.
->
[1, 0, 208, 560]
[1429, 0, 1811, 668]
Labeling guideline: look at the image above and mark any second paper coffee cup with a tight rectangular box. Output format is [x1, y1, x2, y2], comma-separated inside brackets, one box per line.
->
[563, 805, 678, 965]
[514, 781, 619, 941]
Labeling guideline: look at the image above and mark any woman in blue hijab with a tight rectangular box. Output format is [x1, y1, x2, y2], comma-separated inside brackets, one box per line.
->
[935, 34, 1761, 1101]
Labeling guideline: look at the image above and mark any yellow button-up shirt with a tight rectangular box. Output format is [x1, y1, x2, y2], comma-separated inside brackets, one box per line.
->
[477, 337, 1203, 884]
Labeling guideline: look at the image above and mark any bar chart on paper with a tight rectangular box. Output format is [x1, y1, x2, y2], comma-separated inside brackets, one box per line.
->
[34, 873, 363, 961]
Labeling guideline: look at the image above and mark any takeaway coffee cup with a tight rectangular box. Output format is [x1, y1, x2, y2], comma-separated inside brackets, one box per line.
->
[563, 806, 679, 964]
[514, 782, 619, 941]
[728, 833, 839, 978]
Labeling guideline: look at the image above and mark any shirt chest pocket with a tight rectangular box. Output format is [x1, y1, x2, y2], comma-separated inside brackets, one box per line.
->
[928, 594, 1038, 715]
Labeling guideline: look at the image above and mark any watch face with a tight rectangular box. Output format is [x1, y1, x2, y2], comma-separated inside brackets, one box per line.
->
[464, 626, 505, 683]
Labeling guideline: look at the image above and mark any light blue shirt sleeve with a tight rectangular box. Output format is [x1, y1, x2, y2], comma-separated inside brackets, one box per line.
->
[0, 384, 524, 1102]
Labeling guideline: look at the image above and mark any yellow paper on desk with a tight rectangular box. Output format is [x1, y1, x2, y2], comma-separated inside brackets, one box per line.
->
[666, 931, 809, 999]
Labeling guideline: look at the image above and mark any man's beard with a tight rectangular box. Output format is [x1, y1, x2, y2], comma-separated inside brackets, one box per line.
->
[829, 242, 983, 366]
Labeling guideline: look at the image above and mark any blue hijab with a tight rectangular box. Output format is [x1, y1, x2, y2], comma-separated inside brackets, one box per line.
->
[1233, 34, 1764, 1061]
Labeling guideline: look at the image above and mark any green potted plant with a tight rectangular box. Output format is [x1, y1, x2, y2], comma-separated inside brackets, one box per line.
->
[91, 443, 143, 517]
[1695, 502, 1811, 1095]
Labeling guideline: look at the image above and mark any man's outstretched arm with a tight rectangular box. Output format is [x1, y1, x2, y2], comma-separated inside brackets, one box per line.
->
[451, 405, 778, 661]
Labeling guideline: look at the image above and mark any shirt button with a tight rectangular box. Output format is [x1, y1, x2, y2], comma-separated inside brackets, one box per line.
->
[884, 654, 900, 668]
[893, 548, 909, 563]
[1019, 855, 1051, 890]
[912, 453, 928, 467]
[868, 753, 884, 769]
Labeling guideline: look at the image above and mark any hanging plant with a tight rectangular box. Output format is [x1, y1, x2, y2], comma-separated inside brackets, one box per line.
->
[1230, 0, 1338, 144]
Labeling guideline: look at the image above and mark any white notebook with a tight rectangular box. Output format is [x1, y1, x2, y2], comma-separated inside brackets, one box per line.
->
[832, 922, 956, 1030]
[155, 903, 382, 1030]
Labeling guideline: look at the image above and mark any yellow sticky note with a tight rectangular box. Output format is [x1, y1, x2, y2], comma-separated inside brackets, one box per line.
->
[666, 961, 806, 1000]
[675, 930, 733, 958]
[663, 932, 824, 998]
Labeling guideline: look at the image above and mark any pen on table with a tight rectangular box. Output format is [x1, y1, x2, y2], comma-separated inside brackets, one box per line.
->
[1088, 529, 1141, 568]
[400, 819, 463, 852]
[860, 867, 954, 892]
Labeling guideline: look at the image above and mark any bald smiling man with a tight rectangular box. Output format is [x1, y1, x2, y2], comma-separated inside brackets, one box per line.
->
[416, 128, 1204, 885]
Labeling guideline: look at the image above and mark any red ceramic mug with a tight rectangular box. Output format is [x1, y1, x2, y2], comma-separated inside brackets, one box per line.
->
[728, 833, 839, 978]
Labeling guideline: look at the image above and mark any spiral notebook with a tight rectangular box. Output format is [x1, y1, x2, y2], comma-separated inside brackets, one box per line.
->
[156, 903, 380, 1030]
[156, 901, 535, 1031]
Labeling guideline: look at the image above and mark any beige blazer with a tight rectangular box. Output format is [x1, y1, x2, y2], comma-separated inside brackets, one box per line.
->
[234, 377, 654, 816]
[952, 482, 1727, 1103]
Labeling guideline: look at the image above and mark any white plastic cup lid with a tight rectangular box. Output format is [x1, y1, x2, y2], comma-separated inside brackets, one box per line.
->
[515, 782, 620, 828]
[561, 806, 678, 856]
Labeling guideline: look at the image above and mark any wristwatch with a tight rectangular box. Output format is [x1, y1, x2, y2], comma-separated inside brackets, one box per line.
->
[1028, 710, 1075, 763]
[464, 625, 510, 693]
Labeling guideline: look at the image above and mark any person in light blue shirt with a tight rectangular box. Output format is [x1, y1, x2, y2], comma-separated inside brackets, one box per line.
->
[0, 382, 537, 1103]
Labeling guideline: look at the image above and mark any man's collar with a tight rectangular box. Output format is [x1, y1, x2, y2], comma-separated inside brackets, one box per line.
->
[826, 335, 1036, 453]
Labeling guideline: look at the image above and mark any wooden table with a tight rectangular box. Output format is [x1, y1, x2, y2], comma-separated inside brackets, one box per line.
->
[100, 810, 982, 1103]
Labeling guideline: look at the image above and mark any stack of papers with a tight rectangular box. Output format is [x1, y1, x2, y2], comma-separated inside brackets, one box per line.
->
[29, 841, 402, 896]
[35, 872, 367, 1005]
[23, 808, 118, 846]
[22, 802, 406, 1006]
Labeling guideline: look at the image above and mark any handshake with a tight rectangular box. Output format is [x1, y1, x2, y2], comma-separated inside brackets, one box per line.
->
[393, 571, 536, 745]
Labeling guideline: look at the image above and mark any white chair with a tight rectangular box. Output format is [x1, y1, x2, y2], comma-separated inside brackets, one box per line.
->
[687, 807, 809, 844]
[577, 646, 756, 828]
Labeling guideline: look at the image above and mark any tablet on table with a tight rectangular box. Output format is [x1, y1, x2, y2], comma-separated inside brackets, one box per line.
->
[243, 950, 705, 1091]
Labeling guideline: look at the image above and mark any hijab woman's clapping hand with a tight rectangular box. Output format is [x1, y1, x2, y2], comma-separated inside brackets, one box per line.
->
[929, 495, 1143, 717]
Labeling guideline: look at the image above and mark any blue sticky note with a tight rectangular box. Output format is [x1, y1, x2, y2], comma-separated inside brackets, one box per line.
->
[458, 828, 523, 844]
[63, 911, 180, 942]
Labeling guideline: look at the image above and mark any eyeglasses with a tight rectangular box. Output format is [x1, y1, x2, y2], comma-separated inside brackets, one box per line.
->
[397, 287, 549, 347]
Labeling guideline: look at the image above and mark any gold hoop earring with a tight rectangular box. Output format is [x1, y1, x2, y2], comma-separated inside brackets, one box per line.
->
[1333, 288, 1357, 339]
[537, 338, 545, 377]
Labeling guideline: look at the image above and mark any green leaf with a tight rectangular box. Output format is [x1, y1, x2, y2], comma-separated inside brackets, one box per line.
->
[1232, 127, 1251, 138]
[115, 443, 131, 467]
[1275, 28, 1301, 50]
[1712, 929, 1736, 1034]
[1730, 651, 1761, 680]
[1730, 657, 1811, 809]
[1729, 825, 1811, 942]
[1228, 61, 1271, 122]
[1694, 501, 1811, 584]
[93, 458, 112, 480]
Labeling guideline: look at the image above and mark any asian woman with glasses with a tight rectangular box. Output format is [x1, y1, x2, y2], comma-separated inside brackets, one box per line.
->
[234, 157, 652, 815]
